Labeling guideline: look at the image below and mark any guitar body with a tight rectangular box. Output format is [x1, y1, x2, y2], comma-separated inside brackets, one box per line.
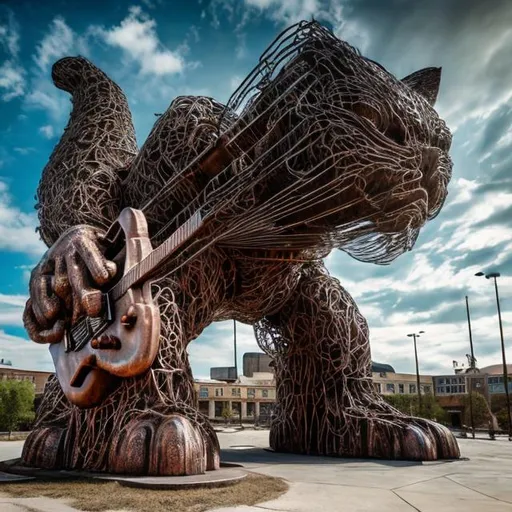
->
[50, 208, 161, 408]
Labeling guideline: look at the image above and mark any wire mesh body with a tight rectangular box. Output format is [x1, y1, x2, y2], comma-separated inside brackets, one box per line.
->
[23, 21, 459, 474]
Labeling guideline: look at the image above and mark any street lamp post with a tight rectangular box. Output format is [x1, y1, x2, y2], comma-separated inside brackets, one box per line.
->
[233, 320, 243, 427]
[407, 331, 425, 415]
[475, 271, 512, 441]
[465, 295, 476, 439]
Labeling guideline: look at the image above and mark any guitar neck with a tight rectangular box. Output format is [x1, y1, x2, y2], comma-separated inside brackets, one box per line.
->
[109, 210, 204, 301]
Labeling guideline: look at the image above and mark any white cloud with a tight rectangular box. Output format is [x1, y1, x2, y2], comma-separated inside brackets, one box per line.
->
[0, 181, 45, 256]
[33, 17, 74, 72]
[98, 6, 184, 76]
[0, 10, 25, 101]
[188, 321, 260, 378]
[445, 178, 479, 207]
[0, 330, 54, 372]
[245, 0, 320, 24]
[25, 85, 70, 122]
[496, 126, 512, 149]
[0, 293, 27, 327]
[0, 60, 25, 100]
[0, 11, 19, 56]
[337, 1, 512, 131]
[13, 146, 36, 155]
[438, 192, 512, 253]
[23, 16, 79, 124]
[38, 125, 54, 139]
[0, 293, 27, 308]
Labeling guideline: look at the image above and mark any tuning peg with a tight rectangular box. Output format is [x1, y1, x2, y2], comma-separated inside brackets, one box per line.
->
[121, 305, 137, 327]
[91, 334, 121, 350]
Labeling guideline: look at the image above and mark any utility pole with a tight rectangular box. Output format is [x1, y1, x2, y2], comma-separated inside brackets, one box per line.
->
[407, 331, 425, 415]
[233, 320, 242, 427]
[233, 319, 238, 377]
[491, 275, 511, 441]
[476, 271, 512, 441]
[465, 295, 475, 439]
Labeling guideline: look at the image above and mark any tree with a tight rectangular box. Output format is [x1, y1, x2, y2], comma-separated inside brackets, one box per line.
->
[221, 406, 234, 425]
[382, 393, 448, 424]
[463, 392, 491, 428]
[489, 394, 512, 432]
[0, 380, 36, 438]
[421, 394, 449, 424]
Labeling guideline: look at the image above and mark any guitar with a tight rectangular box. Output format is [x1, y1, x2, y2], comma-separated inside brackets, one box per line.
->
[50, 207, 204, 408]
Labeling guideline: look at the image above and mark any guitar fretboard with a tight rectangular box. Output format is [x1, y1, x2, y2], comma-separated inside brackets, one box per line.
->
[110, 210, 203, 301]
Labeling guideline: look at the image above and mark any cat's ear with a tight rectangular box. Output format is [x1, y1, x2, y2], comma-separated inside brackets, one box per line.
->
[401, 67, 442, 106]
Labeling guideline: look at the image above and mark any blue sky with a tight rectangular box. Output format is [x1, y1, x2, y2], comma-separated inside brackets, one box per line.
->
[0, 0, 511, 378]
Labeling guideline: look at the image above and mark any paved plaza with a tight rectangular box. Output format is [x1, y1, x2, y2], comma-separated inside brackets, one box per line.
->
[1, 430, 512, 511]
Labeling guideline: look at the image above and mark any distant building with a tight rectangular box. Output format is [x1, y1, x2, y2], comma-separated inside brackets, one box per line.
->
[195, 354, 435, 422]
[371, 362, 395, 373]
[194, 372, 275, 421]
[480, 364, 512, 395]
[0, 363, 53, 396]
[210, 366, 238, 382]
[433, 363, 512, 428]
[243, 352, 272, 377]
[373, 370, 433, 395]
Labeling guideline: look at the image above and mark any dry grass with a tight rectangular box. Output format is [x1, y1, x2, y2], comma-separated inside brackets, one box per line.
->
[0, 473, 288, 512]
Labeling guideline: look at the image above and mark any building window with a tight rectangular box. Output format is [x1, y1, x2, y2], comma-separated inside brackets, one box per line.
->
[214, 401, 227, 417]
[215, 388, 224, 397]
[198, 401, 209, 415]
[247, 402, 255, 416]
[386, 383, 395, 394]
[247, 388, 255, 398]
[409, 384, 416, 394]
[231, 387, 241, 397]
[423, 385, 432, 394]
[398, 384, 404, 394]
[199, 386, 209, 398]
[374, 383, 382, 393]
[261, 389, 269, 398]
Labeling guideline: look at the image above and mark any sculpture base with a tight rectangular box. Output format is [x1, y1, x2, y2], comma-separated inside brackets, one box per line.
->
[0, 458, 246, 490]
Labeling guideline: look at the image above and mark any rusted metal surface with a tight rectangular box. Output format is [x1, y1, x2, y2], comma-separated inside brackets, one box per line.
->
[23, 20, 459, 476]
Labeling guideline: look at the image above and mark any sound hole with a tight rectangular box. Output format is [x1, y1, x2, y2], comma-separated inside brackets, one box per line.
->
[70, 364, 94, 388]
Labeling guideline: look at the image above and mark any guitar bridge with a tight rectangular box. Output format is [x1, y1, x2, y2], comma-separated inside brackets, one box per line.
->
[65, 294, 114, 353]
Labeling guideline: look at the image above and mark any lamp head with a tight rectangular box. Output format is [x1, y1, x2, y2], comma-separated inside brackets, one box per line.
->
[475, 272, 484, 277]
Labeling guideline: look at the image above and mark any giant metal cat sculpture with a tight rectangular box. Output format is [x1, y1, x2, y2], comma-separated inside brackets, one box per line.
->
[22, 21, 459, 476]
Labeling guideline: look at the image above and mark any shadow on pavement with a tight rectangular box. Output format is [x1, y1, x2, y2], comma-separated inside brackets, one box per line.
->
[220, 447, 460, 467]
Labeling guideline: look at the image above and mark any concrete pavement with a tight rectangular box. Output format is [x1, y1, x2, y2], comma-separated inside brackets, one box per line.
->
[2, 431, 512, 511]
[214, 431, 512, 511]
[0, 442, 24, 462]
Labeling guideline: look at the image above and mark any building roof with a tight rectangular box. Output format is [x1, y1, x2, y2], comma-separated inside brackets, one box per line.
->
[479, 364, 512, 375]
[0, 363, 53, 374]
[371, 362, 395, 373]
